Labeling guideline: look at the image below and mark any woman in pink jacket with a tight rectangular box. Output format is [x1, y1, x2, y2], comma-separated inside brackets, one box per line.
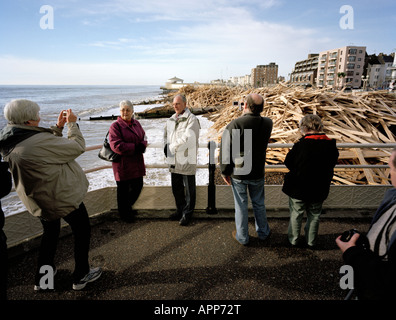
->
[109, 100, 147, 222]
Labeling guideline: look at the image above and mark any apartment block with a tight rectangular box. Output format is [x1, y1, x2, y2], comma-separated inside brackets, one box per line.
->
[317, 46, 366, 89]
[251, 62, 278, 88]
[367, 53, 394, 89]
[290, 54, 319, 87]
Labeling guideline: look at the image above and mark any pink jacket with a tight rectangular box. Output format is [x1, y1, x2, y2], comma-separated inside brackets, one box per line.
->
[108, 117, 147, 181]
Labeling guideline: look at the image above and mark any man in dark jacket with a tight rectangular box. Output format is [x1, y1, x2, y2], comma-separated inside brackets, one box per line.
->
[282, 114, 339, 248]
[336, 148, 396, 300]
[0, 157, 12, 300]
[220, 93, 273, 245]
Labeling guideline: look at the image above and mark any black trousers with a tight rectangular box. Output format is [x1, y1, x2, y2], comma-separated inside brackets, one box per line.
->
[35, 203, 91, 284]
[0, 228, 7, 300]
[171, 173, 196, 217]
[116, 177, 143, 217]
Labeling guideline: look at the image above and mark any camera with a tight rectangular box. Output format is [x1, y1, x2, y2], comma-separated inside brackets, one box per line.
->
[63, 111, 67, 117]
[340, 229, 360, 242]
[340, 229, 369, 250]
[233, 101, 244, 111]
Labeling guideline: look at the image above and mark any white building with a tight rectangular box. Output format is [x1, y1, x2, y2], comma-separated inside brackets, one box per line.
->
[367, 54, 394, 89]
[228, 75, 251, 87]
[163, 76, 185, 90]
[391, 52, 396, 81]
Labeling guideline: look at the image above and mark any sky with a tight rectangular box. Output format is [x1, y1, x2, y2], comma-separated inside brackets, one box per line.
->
[0, 0, 395, 85]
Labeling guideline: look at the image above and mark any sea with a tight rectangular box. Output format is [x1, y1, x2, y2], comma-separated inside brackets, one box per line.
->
[0, 85, 215, 216]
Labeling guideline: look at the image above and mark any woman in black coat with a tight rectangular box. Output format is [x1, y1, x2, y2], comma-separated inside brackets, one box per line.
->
[282, 114, 339, 248]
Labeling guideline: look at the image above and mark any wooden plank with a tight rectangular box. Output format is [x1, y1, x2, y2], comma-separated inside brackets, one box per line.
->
[353, 149, 377, 185]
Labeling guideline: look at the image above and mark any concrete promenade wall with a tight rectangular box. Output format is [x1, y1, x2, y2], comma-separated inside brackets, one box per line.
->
[4, 185, 392, 248]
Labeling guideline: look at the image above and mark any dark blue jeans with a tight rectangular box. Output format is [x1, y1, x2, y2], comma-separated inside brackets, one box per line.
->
[35, 203, 91, 284]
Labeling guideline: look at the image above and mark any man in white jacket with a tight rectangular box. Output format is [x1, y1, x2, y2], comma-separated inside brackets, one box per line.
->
[164, 94, 200, 226]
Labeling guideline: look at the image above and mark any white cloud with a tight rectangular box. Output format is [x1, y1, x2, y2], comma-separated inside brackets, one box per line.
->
[0, 7, 327, 85]
[1, 0, 354, 84]
[78, 8, 324, 79]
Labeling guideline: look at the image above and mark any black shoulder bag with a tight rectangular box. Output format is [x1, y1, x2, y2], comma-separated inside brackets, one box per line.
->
[98, 124, 122, 162]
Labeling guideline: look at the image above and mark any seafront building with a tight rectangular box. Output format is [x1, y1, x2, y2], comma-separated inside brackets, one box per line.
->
[290, 54, 319, 87]
[316, 46, 366, 89]
[391, 52, 396, 81]
[251, 62, 278, 88]
[228, 74, 251, 87]
[160, 76, 211, 92]
[160, 76, 186, 91]
[161, 46, 394, 91]
[366, 53, 394, 89]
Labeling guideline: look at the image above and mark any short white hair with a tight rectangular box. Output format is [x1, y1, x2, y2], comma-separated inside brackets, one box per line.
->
[4, 99, 40, 125]
[119, 100, 134, 111]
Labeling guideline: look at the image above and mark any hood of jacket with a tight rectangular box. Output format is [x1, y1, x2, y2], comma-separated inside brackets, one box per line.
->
[0, 125, 51, 156]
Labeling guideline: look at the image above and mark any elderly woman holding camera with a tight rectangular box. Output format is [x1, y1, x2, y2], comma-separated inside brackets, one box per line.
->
[0, 99, 101, 291]
[108, 100, 147, 222]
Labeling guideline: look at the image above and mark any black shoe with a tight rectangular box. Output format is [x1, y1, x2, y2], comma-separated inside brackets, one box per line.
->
[169, 211, 182, 221]
[179, 215, 191, 226]
[259, 230, 272, 242]
[120, 212, 135, 223]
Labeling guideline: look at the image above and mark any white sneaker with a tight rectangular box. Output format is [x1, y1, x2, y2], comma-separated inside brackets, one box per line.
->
[72, 267, 102, 290]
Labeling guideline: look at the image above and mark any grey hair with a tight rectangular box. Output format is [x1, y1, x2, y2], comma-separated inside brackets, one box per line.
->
[299, 114, 323, 134]
[173, 94, 187, 104]
[119, 100, 134, 111]
[4, 99, 40, 125]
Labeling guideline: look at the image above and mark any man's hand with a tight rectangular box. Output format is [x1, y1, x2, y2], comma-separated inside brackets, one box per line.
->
[65, 109, 77, 123]
[57, 109, 77, 128]
[336, 233, 360, 253]
[57, 110, 67, 128]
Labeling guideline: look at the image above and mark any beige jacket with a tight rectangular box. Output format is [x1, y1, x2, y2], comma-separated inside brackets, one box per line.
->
[163, 108, 200, 176]
[2, 122, 89, 221]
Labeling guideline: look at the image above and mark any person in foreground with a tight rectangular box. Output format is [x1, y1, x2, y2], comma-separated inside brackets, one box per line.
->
[282, 114, 339, 248]
[108, 100, 147, 222]
[336, 148, 396, 300]
[0, 156, 12, 299]
[220, 93, 273, 245]
[0, 99, 101, 291]
[164, 94, 200, 226]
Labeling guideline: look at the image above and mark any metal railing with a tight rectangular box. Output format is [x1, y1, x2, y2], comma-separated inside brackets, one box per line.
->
[86, 142, 396, 215]
[85, 142, 396, 173]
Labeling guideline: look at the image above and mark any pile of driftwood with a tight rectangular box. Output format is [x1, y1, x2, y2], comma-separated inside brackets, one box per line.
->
[172, 84, 396, 185]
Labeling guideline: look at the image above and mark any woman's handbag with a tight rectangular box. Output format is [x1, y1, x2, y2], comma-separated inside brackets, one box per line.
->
[98, 132, 121, 162]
